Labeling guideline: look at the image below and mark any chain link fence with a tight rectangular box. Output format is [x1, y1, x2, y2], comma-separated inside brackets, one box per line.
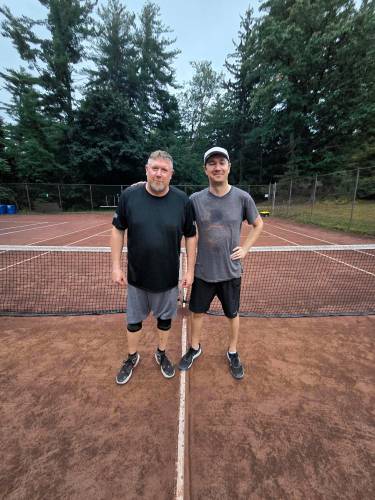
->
[1, 169, 373, 234]
[270, 167, 375, 234]
[0, 183, 128, 212]
[0, 183, 271, 211]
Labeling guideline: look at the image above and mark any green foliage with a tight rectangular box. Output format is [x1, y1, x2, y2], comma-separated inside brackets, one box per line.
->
[1, 0, 374, 190]
[178, 61, 223, 141]
[226, 0, 375, 182]
[71, 88, 145, 183]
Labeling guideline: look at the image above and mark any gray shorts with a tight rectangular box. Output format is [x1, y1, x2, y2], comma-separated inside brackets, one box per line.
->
[126, 284, 179, 324]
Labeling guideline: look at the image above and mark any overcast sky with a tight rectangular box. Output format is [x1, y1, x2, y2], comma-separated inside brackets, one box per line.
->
[0, 0, 261, 114]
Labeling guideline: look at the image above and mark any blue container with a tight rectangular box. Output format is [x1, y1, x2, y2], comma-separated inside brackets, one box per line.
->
[0, 205, 7, 215]
[6, 205, 16, 214]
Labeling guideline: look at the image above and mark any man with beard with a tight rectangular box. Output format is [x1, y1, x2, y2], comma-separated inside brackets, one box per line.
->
[111, 150, 197, 384]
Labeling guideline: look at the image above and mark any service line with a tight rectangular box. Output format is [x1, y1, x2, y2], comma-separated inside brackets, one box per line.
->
[176, 316, 187, 500]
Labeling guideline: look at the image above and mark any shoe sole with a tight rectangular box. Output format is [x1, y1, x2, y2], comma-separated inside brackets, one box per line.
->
[154, 353, 175, 379]
[116, 354, 140, 385]
[226, 352, 244, 380]
[178, 348, 202, 371]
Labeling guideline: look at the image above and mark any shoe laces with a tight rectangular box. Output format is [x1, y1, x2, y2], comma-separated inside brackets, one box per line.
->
[229, 352, 240, 367]
[123, 355, 136, 369]
[161, 353, 171, 368]
[186, 346, 198, 358]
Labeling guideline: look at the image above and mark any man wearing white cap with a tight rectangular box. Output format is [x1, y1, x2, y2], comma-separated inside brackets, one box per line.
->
[178, 146, 264, 379]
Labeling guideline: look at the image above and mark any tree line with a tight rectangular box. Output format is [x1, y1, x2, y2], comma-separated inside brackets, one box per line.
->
[0, 0, 374, 191]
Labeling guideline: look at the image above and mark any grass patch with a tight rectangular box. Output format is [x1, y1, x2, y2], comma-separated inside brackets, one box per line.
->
[271, 200, 375, 236]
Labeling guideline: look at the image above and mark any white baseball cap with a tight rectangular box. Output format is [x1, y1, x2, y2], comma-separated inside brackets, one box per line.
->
[204, 146, 230, 164]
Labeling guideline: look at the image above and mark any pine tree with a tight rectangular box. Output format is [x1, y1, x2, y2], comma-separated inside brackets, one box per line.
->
[135, 2, 180, 142]
[71, 0, 144, 183]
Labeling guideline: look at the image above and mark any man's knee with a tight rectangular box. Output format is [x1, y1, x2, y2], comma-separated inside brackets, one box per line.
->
[157, 317, 171, 331]
[127, 321, 142, 333]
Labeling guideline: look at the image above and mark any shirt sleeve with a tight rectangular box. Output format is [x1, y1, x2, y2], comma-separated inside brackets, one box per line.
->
[112, 192, 128, 230]
[183, 198, 197, 237]
[243, 193, 260, 224]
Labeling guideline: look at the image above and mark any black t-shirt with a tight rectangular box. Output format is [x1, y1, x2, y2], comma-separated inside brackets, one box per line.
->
[112, 185, 196, 292]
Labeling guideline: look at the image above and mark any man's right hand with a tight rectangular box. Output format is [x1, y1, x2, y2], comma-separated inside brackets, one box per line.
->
[112, 268, 126, 286]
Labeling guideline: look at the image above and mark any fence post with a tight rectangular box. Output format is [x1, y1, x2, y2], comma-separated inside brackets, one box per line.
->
[25, 183, 32, 211]
[287, 178, 293, 216]
[271, 182, 277, 214]
[310, 174, 318, 221]
[348, 168, 360, 231]
[89, 184, 94, 210]
[57, 184, 62, 210]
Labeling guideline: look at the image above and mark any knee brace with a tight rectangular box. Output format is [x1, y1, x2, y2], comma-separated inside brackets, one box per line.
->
[157, 317, 171, 331]
[127, 321, 142, 333]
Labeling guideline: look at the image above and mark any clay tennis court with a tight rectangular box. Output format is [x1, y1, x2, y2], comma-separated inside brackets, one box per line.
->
[1, 213, 374, 499]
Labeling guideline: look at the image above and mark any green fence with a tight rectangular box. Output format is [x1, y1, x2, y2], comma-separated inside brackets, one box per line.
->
[1, 170, 373, 234]
[0, 182, 271, 212]
[270, 167, 375, 235]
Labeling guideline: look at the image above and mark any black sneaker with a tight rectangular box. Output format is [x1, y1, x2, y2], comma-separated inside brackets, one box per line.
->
[116, 353, 140, 384]
[178, 345, 202, 371]
[155, 351, 175, 378]
[227, 352, 244, 379]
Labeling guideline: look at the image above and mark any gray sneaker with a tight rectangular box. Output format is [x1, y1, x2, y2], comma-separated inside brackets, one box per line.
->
[116, 353, 140, 384]
[155, 351, 175, 378]
[226, 352, 244, 379]
[178, 345, 202, 371]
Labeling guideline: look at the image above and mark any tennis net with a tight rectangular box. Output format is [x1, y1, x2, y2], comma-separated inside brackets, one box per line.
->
[0, 244, 374, 317]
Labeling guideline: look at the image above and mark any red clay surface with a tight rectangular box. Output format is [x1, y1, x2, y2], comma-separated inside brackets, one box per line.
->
[186, 314, 375, 499]
[0, 212, 374, 247]
[1, 315, 181, 499]
[1, 314, 374, 499]
[1, 212, 374, 498]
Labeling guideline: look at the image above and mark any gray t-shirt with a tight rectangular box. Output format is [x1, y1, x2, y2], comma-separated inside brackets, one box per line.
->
[191, 186, 259, 282]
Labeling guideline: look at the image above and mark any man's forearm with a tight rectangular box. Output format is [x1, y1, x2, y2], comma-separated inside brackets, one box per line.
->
[242, 218, 264, 252]
[185, 236, 197, 274]
[111, 227, 125, 270]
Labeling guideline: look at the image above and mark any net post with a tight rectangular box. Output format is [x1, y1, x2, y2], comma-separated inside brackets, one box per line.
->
[25, 183, 32, 212]
[310, 173, 318, 221]
[89, 184, 94, 210]
[271, 182, 277, 214]
[348, 168, 360, 231]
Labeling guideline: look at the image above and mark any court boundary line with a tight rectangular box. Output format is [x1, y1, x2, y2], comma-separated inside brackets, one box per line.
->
[0, 222, 51, 231]
[0, 226, 112, 270]
[29, 222, 109, 246]
[263, 221, 375, 255]
[262, 230, 375, 274]
[0, 222, 69, 236]
[265, 221, 340, 244]
[176, 317, 187, 500]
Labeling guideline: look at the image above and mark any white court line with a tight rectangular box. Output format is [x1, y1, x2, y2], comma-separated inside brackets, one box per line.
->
[265, 221, 335, 244]
[264, 221, 375, 256]
[28, 223, 109, 245]
[66, 228, 111, 246]
[262, 229, 299, 246]
[176, 315, 187, 500]
[0, 222, 51, 231]
[261, 229, 375, 276]
[0, 222, 68, 236]
[0, 225, 111, 269]
[308, 250, 375, 277]
[0, 251, 51, 272]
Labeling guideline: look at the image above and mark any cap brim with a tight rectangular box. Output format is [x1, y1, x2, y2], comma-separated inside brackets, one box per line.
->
[204, 152, 229, 164]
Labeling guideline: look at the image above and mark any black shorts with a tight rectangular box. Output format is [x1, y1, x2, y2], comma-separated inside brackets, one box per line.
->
[189, 277, 241, 318]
